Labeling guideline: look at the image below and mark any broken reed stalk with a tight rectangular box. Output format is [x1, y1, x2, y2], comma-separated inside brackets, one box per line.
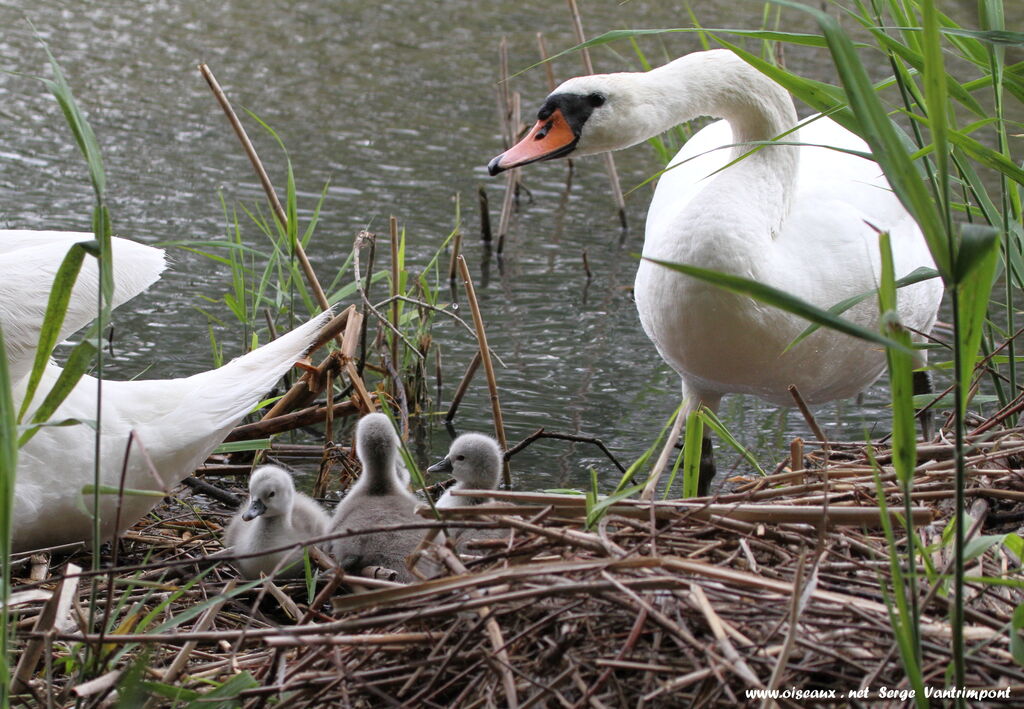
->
[456, 256, 510, 486]
[564, 0, 627, 228]
[536, 32, 557, 91]
[445, 351, 482, 422]
[227, 399, 365, 441]
[448, 224, 463, 285]
[260, 307, 352, 421]
[787, 385, 829, 451]
[641, 402, 686, 501]
[390, 216, 401, 373]
[340, 309, 374, 413]
[478, 186, 493, 244]
[498, 37, 513, 148]
[198, 64, 338, 337]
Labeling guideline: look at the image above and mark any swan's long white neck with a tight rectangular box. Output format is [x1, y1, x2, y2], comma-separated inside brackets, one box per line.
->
[638, 51, 797, 148]
[570, 50, 800, 229]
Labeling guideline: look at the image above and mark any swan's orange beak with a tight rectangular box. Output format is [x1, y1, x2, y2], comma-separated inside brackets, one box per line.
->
[488, 108, 577, 175]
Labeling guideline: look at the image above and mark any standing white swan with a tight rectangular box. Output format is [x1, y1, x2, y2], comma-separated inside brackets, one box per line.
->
[489, 49, 942, 494]
[2, 230, 331, 551]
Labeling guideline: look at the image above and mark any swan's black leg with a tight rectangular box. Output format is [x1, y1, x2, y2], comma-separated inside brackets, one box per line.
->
[914, 370, 935, 441]
[697, 434, 716, 497]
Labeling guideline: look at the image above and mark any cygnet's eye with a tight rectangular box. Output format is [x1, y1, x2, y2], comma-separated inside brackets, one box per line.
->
[268, 491, 276, 498]
[587, 93, 606, 107]
[456, 455, 466, 461]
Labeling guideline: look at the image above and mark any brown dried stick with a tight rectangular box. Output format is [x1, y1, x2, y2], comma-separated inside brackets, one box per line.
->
[787, 385, 828, 449]
[565, 0, 627, 228]
[390, 216, 401, 371]
[446, 351, 482, 422]
[198, 64, 335, 326]
[456, 256, 510, 486]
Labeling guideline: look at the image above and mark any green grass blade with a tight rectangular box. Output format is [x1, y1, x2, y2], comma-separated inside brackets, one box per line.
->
[774, 0, 952, 280]
[788, 267, 938, 350]
[18, 338, 97, 447]
[699, 408, 766, 476]
[681, 409, 704, 498]
[0, 326, 18, 706]
[16, 241, 87, 422]
[955, 224, 1000, 415]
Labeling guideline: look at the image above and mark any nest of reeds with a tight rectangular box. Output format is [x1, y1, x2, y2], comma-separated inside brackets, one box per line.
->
[8, 421, 1024, 708]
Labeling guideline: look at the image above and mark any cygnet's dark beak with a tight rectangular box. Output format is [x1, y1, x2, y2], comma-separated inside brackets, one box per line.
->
[242, 498, 267, 521]
[427, 456, 453, 474]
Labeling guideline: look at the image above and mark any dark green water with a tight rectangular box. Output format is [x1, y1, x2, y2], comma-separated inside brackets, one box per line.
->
[0, 0, 1007, 493]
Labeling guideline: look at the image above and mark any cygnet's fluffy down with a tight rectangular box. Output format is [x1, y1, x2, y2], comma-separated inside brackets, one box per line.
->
[428, 433, 509, 553]
[330, 413, 424, 582]
[225, 465, 330, 578]
[428, 433, 503, 508]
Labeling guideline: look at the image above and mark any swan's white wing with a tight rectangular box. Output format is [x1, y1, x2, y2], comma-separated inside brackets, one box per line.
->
[0, 230, 166, 382]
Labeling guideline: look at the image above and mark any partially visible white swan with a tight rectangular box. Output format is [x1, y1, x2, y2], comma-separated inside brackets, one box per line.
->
[2, 230, 331, 551]
[224, 465, 330, 578]
[490, 50, 943, 493]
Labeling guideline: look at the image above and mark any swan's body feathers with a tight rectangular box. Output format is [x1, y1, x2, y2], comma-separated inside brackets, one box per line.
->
[4, 230, 331, 552]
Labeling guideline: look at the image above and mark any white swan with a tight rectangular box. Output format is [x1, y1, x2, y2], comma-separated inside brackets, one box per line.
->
[330, 413, 423, 582]
[2, 230, 331, 551]
[224, 465, 330, 578]
[428, 433, 502, 508]
[489, 49, 942, 493]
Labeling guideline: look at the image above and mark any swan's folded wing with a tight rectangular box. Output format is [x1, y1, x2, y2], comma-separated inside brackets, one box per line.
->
[0, 231, 166, 381]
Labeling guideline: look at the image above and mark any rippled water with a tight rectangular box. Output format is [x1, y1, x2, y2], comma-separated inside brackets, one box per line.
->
[0, 0, 999, 492]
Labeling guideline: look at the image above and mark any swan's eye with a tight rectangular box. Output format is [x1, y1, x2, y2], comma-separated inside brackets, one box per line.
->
[268, 491, 276, 498]
[456, 455, 466, 461]
[587, 93, 606, 107]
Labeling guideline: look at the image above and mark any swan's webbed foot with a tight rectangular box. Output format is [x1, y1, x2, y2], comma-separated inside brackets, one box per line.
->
[913, 370, 935, 441]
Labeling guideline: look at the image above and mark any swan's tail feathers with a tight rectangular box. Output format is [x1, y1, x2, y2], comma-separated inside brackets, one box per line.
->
[0, 233, 166, 382]
[194, 309, 334, 431]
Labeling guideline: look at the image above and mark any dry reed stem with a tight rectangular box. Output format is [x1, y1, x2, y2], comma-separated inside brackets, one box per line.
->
[564, 0, 626, 227]
[198, 64, 336, 330]
[641, 401, 686, 501]
[446, 351, 482, 422]
[12, 562, 80, 692]
[390, 216, 401, 372]
[788, 384, 829, 450]
[436, 545, 520, 709]
[456, 256, 511, 486]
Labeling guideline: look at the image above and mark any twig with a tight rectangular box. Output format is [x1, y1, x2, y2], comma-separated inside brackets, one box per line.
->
[504, 427, 625, 473]
[446, 351, 482, 423]
[788, 385, 829, 451]
[456, 256, 510, 486]
[390, 216, 401, 372]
